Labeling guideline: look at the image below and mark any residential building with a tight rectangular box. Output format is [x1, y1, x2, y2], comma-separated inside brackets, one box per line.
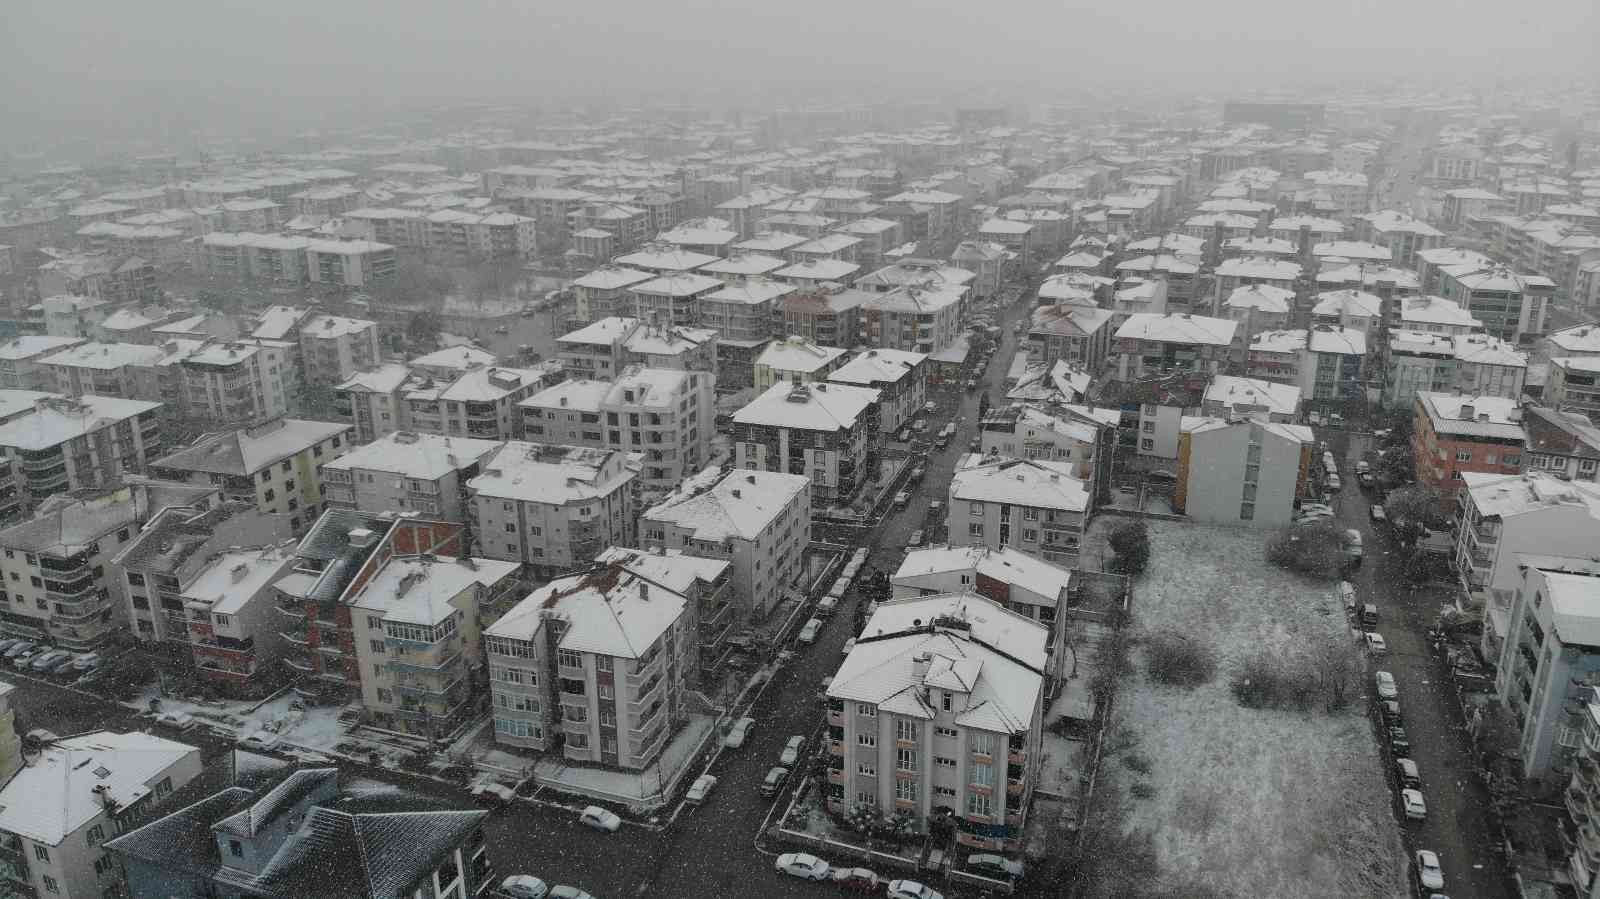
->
[1315, 264, 1421, 304]
[0, 395, 163, 520]
[298, 315, 381, 387]
[467, 442, 637, 577]
[1417, 248, 1496, 295]
[0, 336, 85, 390]
[556, 316, 718, 380]
[978, 403, 1109, 498]
[1352, 211, 1445, 267]
[1211, 257, 1302, 312]
[1246, 329, 1308, 386]
[0, 731, 201, 899]
[1452, 333, 1529, 398]
[1200, 375, 1302, 422]
[1385, 331, 1460, 409]
[406, 366, 549, 442]
[1457, 471, 1600, 621]
[41, 341, 168, 402]
[0, 480, 218, 649]
[572, 267, 655, 323]
[170, 542, 302, 696]
[753, 337, 849, 392]
[1311, 290, 1384, 332]
[731, 381, 879, 508]
[1174, 417, 1313, 527]
[855, 260, 975, 296]
[149, 418, 353, 534]
[1411, 392, 1527, 496]
[774, 258, 862, 289]
[825, 592, 1046, 854]
[304, 239, 397, 288]
[698, 278, 791, 379]
[641, 467, 811, 621]
[483, 555, 697, 767]
[37, 253, 159, 306]
[1113, 255, 1201, 309]
[348, 551, 519, 737]
[1547, 324, 1600, 360]
[949, 240, 1010, 299]
[780, 287, 869, 347]
[1300, 325, 1367, 401]
[319, 430, 500, 523]
[106, 768, 493, 899]
[594, 545, 734, 680]
[178, 339, 299, 427]
[1522, 404, 1600, 483]
[859, 286, 967, 355]
[332, 363, 414, 443]
[519, 366, 713, 492]
[1398, 295, 1484, 335]
[93, 306, 187, 345]
[1113, 313, 1236, 382]
[1110, 279, 1168, 326]
[699, 253, 789, 283]
[948, 456, 1089, 565]
[1549, 358, 1600, 422]
[1221, 284, 1294, 341]
[1560, 664, 1600, 897]
[827, 349, 929, 435]
[1026, 303, 1116, 374]
[1438, 266, 1556, 344]
[891, 544, 1071, 634]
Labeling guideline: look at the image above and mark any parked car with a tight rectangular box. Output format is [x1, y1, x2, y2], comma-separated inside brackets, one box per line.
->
[966, 853, 1025, 879]
[1375, 671, 1398, 699]
[830, 867, 881, 891]
[70, 652, 101, 671]
[577, 806, 621, 833]
[798, 618, 823, 644]
[1389, 726, 1411, 757]
[924, 402, 938, 414]
[759, 766, 790, 798]
[1343, 528, 1363, 564]
[887, 880, 944, 899]
[896, 428, 912, 442]
[1356, 460, 1371, 474]
[1381, 700, 1403, 729]
[910, 465, 925, 482]
[1370, 504, 1386, 523]
[780, 735, 806, 767]
[775, 852, 831, 881]
[11, 646, 43, 668]
[1338, 581, 1357, 612]
[893, 491, 910, 509]
[548, 887, 594, 899]
[500, 875, 549, 899]
[907, 530, 925, 548]
[1364, 633, 1388, 655]
[1396, 758, 1422, 789]
[0, 639, 22, 656]
[685, 774, 718, 804]
[1358, 471, 1375, 488]
[1416, 850, 1445, 890]
[470, 781, 516, 806]
[1401, 788, 1427, 820]
[724, 717, 756, 749]
[31, 650, 72, 672]
[1326, 473, 1342, 491]
[842, 637, 856, 655]
[816, 595, 839, 618]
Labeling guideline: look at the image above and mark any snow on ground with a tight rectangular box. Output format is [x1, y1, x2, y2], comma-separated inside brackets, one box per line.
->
[532, 713, 717, 808]
[1115, 519, 1407, 899]
[124, 688, 411, 766]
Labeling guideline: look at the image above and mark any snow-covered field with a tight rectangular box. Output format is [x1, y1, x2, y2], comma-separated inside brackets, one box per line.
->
[1118, 520, 1407, 899]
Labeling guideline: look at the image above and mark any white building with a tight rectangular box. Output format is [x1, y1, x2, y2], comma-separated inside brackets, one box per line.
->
[1458, 471, 1600, 616]
[825, 348, 929, 435]
[0, 395, 163, 520]
[1300, 325, 1367, 402]
[1311, 289, 1384, 333]
[0, 336, 85, 390]
[1200, 375, 1302, 422]
[948, 456, 1089, 565]
[178, 339, 298, 427]
[298, 314, 382, 387]
[1174, 417, 1312, 527]
[753, 337, 849, 392]
[467, 442, 637, 578]
[1113, 313, 1236, 382]
[405, 366, 549, 442]
[1398, 295, 1484, 336]
[319, 430, 501, 523]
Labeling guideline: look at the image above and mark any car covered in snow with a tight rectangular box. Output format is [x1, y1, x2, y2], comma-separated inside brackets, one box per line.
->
[1364, 633, 1388, 655]
[724, 717, 756, 749]
[886, 880, 944, 899]
[685, 774, 718, 804]
[500, 874, 549, 899]
[1415, 850, 1444, 890]
[1401, 788, 1427, 820]
[1374, 671, 1398, 699]
[829, 867, 881, 891]
[798, 618, 823, 644]
[966, 854, 1025, 879]
[780, 735, 806, 767]
[578, 805, 621, 833]
[759, 766, 789, 798]
[774, 852, 830, 881]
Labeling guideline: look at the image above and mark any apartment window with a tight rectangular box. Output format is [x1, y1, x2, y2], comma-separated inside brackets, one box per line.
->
[505, 522, 516, 533]
[1022, 529, 1038, 542]
[935, 726, 958, 739]
[968, 522, 984, 537]
[377, 688, 392, 703]
[858, 762, 877, 777]
[935, 756, 956, 769]
[599, 709, 616, 726]
[857, 704, 876, 717]
[894, 778, 917, 802]
[858, 733, 877, 748]
[942, 692, 953, 712]
[1504, 454, 1520, 466]
[598, 683, 614, 700]
[1141, 421, 1154, 433]
[1023, 507, 1039, 521]
[1455, 449, 1471, 462]
[1141, 438, 1154, 451]
[86, 824, 104, 846]
[969, 502, 983, 516]
[1240, 502, 1255, 521]
[935, 785, 957, 799]
[971, 762, 995, 786]
[369, 639, 387, 654]
[568, 733, 589, 749]
[34, 844, 49, 862]
[857, 791, 876, 806]
[966, 791, 993, 817]
[558, 650, 583, 669]
[41, 875, 59, 894]
[897, 748, 917, 771]
[896, 719, 919, 742]
[971, 732, 996, 756]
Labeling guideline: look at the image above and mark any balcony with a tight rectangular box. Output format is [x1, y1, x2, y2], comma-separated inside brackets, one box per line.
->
[387, 650, 462, 674]
[275, 602, 307, 621]
[283, 654, 317, 674]
[280, 627, 310, 647]
[394, 677, 463, 700]
[827, 707, 844, 727]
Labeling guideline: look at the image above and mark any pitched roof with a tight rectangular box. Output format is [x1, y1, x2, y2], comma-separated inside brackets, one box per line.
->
[153, 418, 349, 476]
[0, 730, 198, 845]
[732, 381, 878, 430]
[642, 467, 810, 542]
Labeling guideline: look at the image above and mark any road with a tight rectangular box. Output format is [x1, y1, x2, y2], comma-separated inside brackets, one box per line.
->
[1330, 430, 1510, 899]
[1376, 118, 1443, 216]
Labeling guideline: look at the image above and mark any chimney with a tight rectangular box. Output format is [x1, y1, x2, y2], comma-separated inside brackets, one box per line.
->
[347, 528, 376, 549]
[731, 488, 741, 499]
[911, 651, 932, 681]
[1459, 403, 1475, 420]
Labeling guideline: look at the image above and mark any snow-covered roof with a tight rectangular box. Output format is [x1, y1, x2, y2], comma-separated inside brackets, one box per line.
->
[1359, 210, 1444, 237]
[250, 305, 308, 340]
[1306, 324, 1366, 355]
[859, 284, 965, 314]
[1224, 284, 1293, 314]
[832, 592, 1046, 733]
[0, 395, 160, 450]
[1312, 240, 1393, 262]
[1316, 264, 1421, 290]
[1449, 267, 1556, 292]
[353, 553, 519, 627]
[300, 314, 375, 341]
[520, 378, 613, 414]
[756, 337, 848, 374]
[856, 261, 975, 291]
[1216, 256, 1302, 280]
[320, 431, 501, 480]
[1398, 296, 1482, 329]
[629, 272, 724, 298]
[0, 730, 197, 845]
[950, 457, 1088, 513]
[1415, 392, 1525, 440]
[827, 348, 927, 386]
[154, 418, 350, 476]
[642, 466, 809, 542]
[40, 341, 167, 370]
[614, 246, 718, 272]
[1203, 375, 1301, 416]
[624, 324, 716, 356]
[1388, 329, 1456, 356]
[791, 233, 862, 255]
[0, 335, 84, 360]
[656, 220, 739, 248]
[704, 278, 794, 305]
[468, 442, 634, 503]
[698, 254, 788, 277]
[1542, 570, 1600, 647]
[1249, 329, 1308, 354]
[182, 545, 295, 616]
[733, 231, 809, 254]
[1222, 236, 1297, 255]
[774, 258, 862, 282]
[1312, 289, 1383, 319]
[1547, 324, 1600, 356]
[1114, 312, 1236, 347]
[572, 266, 654, 290]
[336, 362, 413, 394]
[733, 380, 879, 430]
[1462, 471, 1600, 520]
[416, 366, 544, 403]
[409, 345, 498, 373]
[1114, 253, 1200, 275]
[489, 561, 688, 659]
[1452, 333, 1528, 368]
[1269, 215, 1345, 234]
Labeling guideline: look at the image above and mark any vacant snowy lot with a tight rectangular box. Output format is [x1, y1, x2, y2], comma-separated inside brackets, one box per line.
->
[1115, 519, 1407, 899]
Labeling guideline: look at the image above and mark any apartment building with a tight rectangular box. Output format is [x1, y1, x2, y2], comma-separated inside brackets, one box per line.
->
[1303, 170, 1368, 217]
[0, 336, 85, 390]
[1112, 256, 1201, 310]
[1353, 210, 1445, 268]
[1026, 303, 1116, 374]
[467, 442, 637, 578]
[1200, 375, 1302, 423]
[304, 239, 397, 288]
[197, 232, 310, 284]
[1211, 257, 1302, 312]
[1385, 331, 1460, 409]
[1300, 325, 1367, 401]
[947, 456, 1089, 566]
[696, 278, 792, 342]
[827, 349, 929, 435]
[949, 239, 1010, 299]
[572, 267, 655, 323]
[641, 467, 811, 621]
[780, 287, 870, 348]
[40, 341, 168, 402]
[699, 253, 789, 283]
[753, 337, 849, 392]
[178, 339, 298, 427]
[568, 202, 651, 251]
[0, 731, 200, 899]
[1457, 471, 1600, 621]
[406, 366, 548, 442]
[484, 555, 698, 767]
[1398, 295, 1484, 336]
[1174, 417, 1313, 527]
[348, 552, 519, 737]
[106, 768, 492, 899]
[859, 286, 966, 355]
[319, 430, 500, 523]
[626, 272, 724, 330]
[825, 593, 1046, 854]
[732, 381, 879, 508]
[1311, 290, 1383, 333]
[1437, 266, 1555, 344]
[519, 366, 713, 492]
[331, 362, 413, 443]
[557, 316, 718, 381]
[1492, 561, 1600, 782]
[298, 314, 381, 387]
[173, 542, 302, 696]
[1113, 313, 1236, 382]
[1549, 358, 1600, 422]
[37, 253, 159, 306]
[1411, 392, 1527, 497]
[1523, 404, 1600, 483]
[1221, 284, 1294, 343]
[0, 395, 163, 520]
[891, 544, 1071, 635]
[149, 417, 353, 533]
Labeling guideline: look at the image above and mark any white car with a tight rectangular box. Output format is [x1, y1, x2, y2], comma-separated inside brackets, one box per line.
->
[578, 805, 621, 833]
[907, 530, 925, 548]
[887, 880, 944, 899]
[548, 888, 594, 899]
[842, 637, 857, 655]
[1338, 581, 1357, 610]
[1326, 473, 1342, 491]
[1364, 633, 1388, 655]
[724, 717, 756, 749]
[500, 875, 549, 899]
[1415, 850, 1444, 890]
[1401, 788, 1427, 820]
[70, 651, 101, 671]
[775, 852, 831, 881]
[798, 618, 822, 644]
[685, 773, 718, 804]
[780, 735, 806, 767]
[1370, 504, 1387, 523]
[1375, 671, 1398, 699]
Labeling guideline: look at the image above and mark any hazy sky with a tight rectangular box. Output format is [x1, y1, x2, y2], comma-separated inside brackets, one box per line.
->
[2, 0, 1595, 146]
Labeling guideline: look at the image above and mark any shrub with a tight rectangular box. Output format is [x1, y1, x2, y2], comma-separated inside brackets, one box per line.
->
[1122, 750, 1152, 775]
[1108, 520, 1152, 575]
[1128, 781, 1156, 799]
[1232, 644, 1358, 713]
[1143, 630, 1216, 688]
[1264, 519, 1347, 579]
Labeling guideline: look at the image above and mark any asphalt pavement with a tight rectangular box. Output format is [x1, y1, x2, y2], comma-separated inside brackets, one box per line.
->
[1331, 429, 1510, 899]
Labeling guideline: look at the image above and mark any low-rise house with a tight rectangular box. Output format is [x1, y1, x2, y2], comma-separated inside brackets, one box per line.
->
[0, 395, 163, 520]
[948, 456, 1089, 565]
[1411, 392, 1527, 497]
[0, 730, 201, 899]
[732, 380, 878, 507]
[825, 592, 1046, 854]
[1548, 357, 1600, 422]
[1113, 312, 1236, 382]
[1174, 417, 1313, 527]
[150, 418, 352, 534]
[1521, 404, 1600, 482]
[641, 467, 811, 621]
[106, 768, 493, 899]
[753, 337, 849, 392]
[827, 349, 929, 435]
[318, 430, 500, 522]
[467, 442, 637, 577]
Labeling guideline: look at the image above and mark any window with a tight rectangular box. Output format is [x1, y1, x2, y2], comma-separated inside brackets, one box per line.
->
[1023, 507, 1039, 521]
[969, 501, 983, 516]
[229, 839, 244, 857]
[897, 748, 917, 771]
[596, 656, 613, 672]
[968, 522, 984, 537]
[1504, 454, 1520, 466]
[894, 778, 917, 802]
[857, 791, 877, 806]
[935, 756, 956, 769]
[858, 762, 877, 776]
[41, 875, 59, 894]
[942, 692, 952, 712]
[935, 726, 958, 739]
[377, 688, 392, 703]
[367, 615, 383, 629]
[34, 844, 49, 862]
[971, 762, 995, 786]
[1141, 421, 1155, 432]
[598, 683, 614, 700]
[896, 719, 919, 742]
[370, 639, 386, 654]
[1141, 438, 1154, 451]
[281, 461, 292, 473]
[1240, 502, 1254, 520]
[568, 733, 589, 749]
[1456, 449, 1472, 462]
[935, 785, 957, 799]
[86, 824, 104, 846]
[857, 704, 876, 717]
[599, 709, 616, 726]
[971, 732, 996, 756]
[558, 650, 583, 669]
[858, 733, 877, 748]
[1022, 529, 1037, 542]
[966, 791, 993, 817]
[505, 522, 516, 533]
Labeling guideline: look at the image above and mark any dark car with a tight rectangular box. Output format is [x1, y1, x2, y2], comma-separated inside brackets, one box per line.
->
[1380, 700, 1402, 729]
[1388, 726, 1411, 757]
[759, 766, 789, 798]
